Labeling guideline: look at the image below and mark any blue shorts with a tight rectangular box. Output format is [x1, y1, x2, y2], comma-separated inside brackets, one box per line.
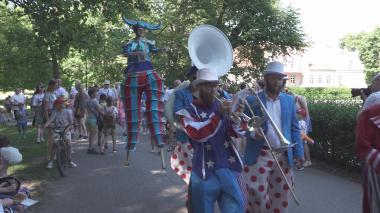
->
[17, 122, 27, 129]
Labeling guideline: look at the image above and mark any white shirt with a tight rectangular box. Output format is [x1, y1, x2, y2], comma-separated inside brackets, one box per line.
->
[31, 93, 45, 107]
[265, 94, 282, 148]
[363, 91, 380, 110]
[98, 87, 117, 100]
[55, 87, 68, 98]
[163, 89, 174, 102]
[70, 87, 78, 97]
[10, 93, 26, 110]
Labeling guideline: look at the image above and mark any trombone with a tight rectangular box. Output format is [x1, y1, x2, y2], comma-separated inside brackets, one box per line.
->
[215, 88, 300, 206]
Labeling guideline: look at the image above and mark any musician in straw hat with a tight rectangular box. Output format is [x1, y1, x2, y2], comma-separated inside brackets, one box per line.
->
[242, 61, 304, 213]
[355, 103, 380, 213]
[176, 68, 246, 213]
[121, 18, 167, 165]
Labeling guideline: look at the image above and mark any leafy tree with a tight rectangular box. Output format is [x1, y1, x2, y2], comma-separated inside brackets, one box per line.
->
[5, 0, 141, 79]
[340, 28, 380, 83]
[135, 0, 308, 87]
[0, 2, 51, 90]
[2, 0, 307, 89]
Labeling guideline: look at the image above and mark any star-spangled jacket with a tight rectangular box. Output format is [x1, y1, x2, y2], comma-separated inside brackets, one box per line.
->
[356, 103, 380, 173]
[243, 91, 303, 167]
[176, 99, 245, 180]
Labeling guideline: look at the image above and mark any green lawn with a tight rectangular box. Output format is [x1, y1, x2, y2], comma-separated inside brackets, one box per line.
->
[0, 124, 59, 194]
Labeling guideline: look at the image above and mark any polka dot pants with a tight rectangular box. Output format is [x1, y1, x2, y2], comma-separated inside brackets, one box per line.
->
[243, 149, 293, 213]
[170, 141, 193, 184]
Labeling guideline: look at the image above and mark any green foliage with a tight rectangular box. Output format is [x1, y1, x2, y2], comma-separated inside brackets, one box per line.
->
[1, 0, 307, 89]
[288, 87, 355, 100]
[0, 2, 52, 90]
[340, 28, 380, 83]
[307, 100, 361, 169]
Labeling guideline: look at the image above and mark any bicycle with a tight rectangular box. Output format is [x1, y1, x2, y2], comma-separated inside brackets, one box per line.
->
[47, 124, 74, 177]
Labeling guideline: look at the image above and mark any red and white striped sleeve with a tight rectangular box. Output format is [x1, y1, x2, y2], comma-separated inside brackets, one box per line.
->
[176, 109, 222, 143]
[356, 110, 380, 173]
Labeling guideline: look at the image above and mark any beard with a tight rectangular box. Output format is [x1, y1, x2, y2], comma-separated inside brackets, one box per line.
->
[266, 85, 281, 95]
[199, 92, 214, 107]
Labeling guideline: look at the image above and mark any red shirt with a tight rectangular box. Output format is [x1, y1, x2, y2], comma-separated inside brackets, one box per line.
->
[356, 104, 380, 172]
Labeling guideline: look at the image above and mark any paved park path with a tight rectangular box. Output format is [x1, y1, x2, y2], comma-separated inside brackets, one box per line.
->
[34, 133, 362, 213]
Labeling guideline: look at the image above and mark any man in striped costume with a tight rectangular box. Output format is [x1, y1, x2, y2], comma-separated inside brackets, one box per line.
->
[121, 18, 167, 164]
[356, 103, 380, 213]
[176, 68, 247, 213]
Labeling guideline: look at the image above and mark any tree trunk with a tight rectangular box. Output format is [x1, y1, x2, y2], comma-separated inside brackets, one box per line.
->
[51, 53, 61, 79]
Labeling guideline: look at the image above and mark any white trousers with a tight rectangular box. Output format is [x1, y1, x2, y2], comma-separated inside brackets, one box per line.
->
[243, 148, 294, 213]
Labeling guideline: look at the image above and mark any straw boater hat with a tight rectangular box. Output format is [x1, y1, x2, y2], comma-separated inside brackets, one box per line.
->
[263, 61, 287, 77]
[192, 68, 220, 87]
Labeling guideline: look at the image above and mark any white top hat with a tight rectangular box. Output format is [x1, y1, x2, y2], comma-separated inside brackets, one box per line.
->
[104, 80, 110, 85]
[264, 62, 287, 77]
[192, 68, 220, 87]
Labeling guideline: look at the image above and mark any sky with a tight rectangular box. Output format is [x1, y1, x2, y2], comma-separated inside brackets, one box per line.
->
[281, 0, 380, 47]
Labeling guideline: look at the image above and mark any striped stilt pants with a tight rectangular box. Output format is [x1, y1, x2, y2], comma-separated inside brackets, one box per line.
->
[121, 70, 165, 150]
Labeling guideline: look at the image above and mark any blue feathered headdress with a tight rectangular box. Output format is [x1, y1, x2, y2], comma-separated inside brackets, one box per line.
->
[122, 17, 162, 31]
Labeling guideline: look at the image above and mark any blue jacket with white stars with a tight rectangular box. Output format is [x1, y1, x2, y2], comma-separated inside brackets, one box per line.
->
[176, 99, 245, 180]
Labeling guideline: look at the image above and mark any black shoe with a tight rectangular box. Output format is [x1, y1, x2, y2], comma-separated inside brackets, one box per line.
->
[87, 149, 99, 155]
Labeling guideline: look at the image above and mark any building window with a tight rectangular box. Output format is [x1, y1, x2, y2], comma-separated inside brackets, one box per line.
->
[290, 75, 295, 84]
[338, 75, 342, 84]
[309, 75, 314, 84]
[326, 75, 331, 84]
[318, 75, 322, 84]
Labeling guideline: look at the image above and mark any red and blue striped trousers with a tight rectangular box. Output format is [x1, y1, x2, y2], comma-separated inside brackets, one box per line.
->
[121, 70, 165, 150]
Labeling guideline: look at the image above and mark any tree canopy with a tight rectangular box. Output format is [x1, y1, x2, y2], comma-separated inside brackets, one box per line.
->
[340, 27, 380, 83]
[0, 0, 307, 90]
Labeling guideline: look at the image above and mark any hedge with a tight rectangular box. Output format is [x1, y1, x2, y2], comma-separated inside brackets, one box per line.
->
[290, 87, 362, 170]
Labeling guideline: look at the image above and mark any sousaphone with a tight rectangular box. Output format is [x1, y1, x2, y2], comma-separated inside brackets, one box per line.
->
[188, 25, 233, 76]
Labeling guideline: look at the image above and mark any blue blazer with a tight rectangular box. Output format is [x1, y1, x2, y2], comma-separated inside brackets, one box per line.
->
[173, 86, 193, 142]
[243, 91, 303, 167]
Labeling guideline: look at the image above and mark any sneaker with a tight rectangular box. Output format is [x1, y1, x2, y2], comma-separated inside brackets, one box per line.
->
[69, 161, 77, 168]
[40, 138, 45, 142]
[36, 139, 40, 143]
[296, 166, 305, 171]
[46, 161, 54, 169]
[113, 149, 117, 153]
[303, 161, 312, 167]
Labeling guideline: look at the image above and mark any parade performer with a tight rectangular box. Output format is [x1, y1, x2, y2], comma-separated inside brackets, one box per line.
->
[121, 18, 167, 166]
[356, 103, 380, 213]
[243, 62, 304, 213]
[176, 68, 246, 213]
[169, 65, 197, 184]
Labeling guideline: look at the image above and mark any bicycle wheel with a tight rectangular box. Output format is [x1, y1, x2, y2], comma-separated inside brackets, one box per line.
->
[56, 141, 68, 177]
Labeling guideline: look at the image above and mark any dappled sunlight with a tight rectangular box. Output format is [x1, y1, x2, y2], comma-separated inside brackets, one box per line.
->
[158, 185, 187, 198]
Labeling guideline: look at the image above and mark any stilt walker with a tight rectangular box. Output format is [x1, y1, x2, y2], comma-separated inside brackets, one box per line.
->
[121, 18, 167, 168]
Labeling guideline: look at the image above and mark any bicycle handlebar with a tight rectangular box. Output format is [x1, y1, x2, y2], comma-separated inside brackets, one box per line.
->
[45, 124, 74, 135]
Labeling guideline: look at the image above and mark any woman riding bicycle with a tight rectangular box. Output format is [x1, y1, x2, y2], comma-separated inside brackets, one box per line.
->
[44, 97, 77, 169]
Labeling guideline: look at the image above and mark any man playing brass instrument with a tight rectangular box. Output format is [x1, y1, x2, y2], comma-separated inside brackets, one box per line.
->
[176, 68, 246, 213]
[243, 61, 304, 213]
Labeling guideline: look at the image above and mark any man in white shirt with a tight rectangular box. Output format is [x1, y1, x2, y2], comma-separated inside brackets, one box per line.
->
[55, 79, 68, 98]
[163, 79, 181, 103]
[98, 80, 117, 101]
[10, 88, 26, 119]
[243, 62, 303, 213]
